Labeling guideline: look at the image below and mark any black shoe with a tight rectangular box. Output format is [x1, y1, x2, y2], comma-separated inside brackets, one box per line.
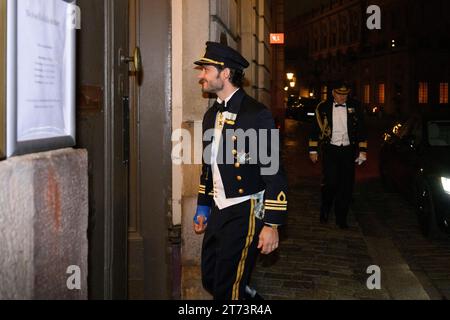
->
[320, 211, 329, 224]
[337, 222, 349, 229]
[245, 286, 264, 300]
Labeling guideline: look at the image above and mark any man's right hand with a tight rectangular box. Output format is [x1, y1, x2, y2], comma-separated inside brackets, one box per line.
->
[193, 215, 207, 235]
[309, 153, 319, 164]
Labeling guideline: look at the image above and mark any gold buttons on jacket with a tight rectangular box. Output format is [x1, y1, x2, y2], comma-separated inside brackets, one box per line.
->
[232, 150, 238, 155]
[235, 163, 240, 168]
[232, 136, 237, 141]
[236, 176, 242, 181]
[239, 189, 244, 194]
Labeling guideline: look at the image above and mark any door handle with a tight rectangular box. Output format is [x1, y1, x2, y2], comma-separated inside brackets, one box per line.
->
[121, 47, 142, 85]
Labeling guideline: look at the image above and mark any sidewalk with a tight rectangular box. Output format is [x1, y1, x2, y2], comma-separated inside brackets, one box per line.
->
[250, 119, 391, 299]
[250, 178, 391, 300]
[250, 118, 436, 300]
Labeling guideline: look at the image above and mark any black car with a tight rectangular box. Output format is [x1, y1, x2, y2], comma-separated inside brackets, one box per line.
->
[298, 97, 320, 122]
[379, 110, 450, 238]
[286, 97, 319, 122]
[285, 96, 301, 119]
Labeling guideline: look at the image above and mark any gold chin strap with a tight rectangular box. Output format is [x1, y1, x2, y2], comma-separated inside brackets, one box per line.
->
[199, 58, 225, 66]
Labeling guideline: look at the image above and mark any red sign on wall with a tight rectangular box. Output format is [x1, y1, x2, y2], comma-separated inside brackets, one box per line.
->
[270, 33, 285, 45]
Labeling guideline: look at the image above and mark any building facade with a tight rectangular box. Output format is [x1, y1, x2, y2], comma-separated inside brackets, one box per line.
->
[286, 0, 450, 117]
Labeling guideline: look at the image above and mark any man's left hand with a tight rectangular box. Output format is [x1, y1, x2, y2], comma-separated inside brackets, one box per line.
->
[355, 152, 367, 166]
[258, 226, 279, 255]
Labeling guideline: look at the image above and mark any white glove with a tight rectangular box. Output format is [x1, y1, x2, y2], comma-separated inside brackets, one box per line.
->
[355, 152, 367, 166]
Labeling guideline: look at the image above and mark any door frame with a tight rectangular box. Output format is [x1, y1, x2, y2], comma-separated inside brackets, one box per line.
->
[126, 0, 173, 299]
[103, 0, 129, 299]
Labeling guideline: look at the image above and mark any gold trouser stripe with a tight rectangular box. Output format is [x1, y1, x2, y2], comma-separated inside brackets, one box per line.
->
[232, 199, 255, 300]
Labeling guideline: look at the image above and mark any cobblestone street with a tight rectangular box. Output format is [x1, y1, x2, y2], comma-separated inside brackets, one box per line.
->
[251, 119, 450, 300]
[356, 180, 450, 300]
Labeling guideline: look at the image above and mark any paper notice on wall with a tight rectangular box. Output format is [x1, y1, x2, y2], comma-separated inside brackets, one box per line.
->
[16, 0, 75, 142]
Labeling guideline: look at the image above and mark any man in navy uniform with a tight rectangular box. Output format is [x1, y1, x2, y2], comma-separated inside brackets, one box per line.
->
[192, 42, 288, 300]
[309, 82, 367, 229]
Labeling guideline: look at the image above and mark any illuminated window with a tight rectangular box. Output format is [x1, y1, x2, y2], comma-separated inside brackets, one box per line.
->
[418, 82, 428, 104]
[321, 86, 328, 101]
[440, 83, 449, 104]
[378, 84, 385, 104]
[364, 85, 370, 104]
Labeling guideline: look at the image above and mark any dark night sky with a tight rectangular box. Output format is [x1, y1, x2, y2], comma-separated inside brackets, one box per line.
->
[285, 0, 330, 22]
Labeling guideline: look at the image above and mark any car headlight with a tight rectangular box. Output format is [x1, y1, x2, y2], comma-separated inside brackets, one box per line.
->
[441, 177, 450, 194]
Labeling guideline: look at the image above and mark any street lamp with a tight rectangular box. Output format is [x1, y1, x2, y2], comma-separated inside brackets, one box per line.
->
[286, 73, 294, 81]
[290, 81, 296, 88]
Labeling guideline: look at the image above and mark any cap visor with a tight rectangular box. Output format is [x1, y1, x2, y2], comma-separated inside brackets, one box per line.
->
[194, 60, 209, 66]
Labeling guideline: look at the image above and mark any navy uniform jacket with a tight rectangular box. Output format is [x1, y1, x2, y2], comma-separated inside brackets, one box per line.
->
[197, 89, 288, 226]
[308, 99, 368, 154]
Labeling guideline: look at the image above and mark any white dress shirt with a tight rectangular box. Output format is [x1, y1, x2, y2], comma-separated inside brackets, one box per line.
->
[331, 102, 350, 147]
[211, 89, 251, 210]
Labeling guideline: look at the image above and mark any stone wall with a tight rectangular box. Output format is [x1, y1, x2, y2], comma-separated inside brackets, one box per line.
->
[0, 148, 88, 300]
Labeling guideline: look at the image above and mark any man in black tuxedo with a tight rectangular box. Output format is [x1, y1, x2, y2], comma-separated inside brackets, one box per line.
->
[309, 82, 368, 229]
[192, 42, 288, 300]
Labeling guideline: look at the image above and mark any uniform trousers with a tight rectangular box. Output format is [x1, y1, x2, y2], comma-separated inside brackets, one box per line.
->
[201, 199, 264, 300]
[321, 144, 356, 225]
